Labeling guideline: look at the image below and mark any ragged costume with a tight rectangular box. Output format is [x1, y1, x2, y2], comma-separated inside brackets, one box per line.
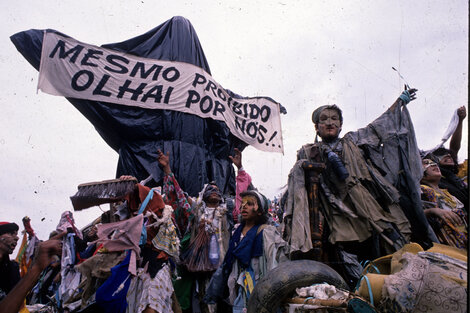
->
[284, 96, 437, 277]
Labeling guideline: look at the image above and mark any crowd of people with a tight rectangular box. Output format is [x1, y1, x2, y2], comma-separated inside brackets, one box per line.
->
[0, 88, 467, 313]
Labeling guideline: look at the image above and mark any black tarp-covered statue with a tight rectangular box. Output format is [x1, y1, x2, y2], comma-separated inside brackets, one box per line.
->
[11, 16, 285, 197]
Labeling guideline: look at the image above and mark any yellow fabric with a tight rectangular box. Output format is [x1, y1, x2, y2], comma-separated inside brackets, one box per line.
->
[15, 232, 27, 263]
[390, 242, 423, 273]
[457, 159, 468, 183]
[243, 270, 255, 296]
[357, 273, 386, 304]
[362, 242, 424, 276]
[357, 243, 425, 303]
[15, 232, 30, 277]
[19, 300, 30, 313]
[362, 254, 392, 275]
[440, 275, 467, 287]
[427, 243, 467, 262]
[357, 243, 467, 307]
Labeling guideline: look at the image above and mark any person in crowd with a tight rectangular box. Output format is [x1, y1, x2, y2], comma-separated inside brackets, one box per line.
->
[229, 148, 253, 223]
[207, 190, 288, 312]
[157, 149, 230, 313]
[426, 106, 468, 212]
[27, 229, 65, 306]
[76, 174, 181, 313]
[122, 174, 180, 313]
[420, 158, 467, 249]
[0, 222, 20, 301]
[157, 150, 193, 237]
[0, 234, 63, 313]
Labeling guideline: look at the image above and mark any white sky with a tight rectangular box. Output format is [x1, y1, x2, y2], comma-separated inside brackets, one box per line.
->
[0, 0, 468, 242]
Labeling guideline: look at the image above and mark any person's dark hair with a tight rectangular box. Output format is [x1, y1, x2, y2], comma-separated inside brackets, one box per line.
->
[311, 105, 343, 125]
[430, 147, 459, 173]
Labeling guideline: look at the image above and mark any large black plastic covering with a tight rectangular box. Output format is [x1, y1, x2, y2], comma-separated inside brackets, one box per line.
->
[10, 16, 275, 196]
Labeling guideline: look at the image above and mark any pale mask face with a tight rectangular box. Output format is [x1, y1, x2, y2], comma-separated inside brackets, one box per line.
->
[315, 109, 342, 141]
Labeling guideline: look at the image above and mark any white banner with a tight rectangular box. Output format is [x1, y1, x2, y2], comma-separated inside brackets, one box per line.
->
[38, 32, 284, 153]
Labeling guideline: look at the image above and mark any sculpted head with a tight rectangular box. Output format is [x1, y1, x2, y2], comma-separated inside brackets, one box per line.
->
[312, 105, 343, 142]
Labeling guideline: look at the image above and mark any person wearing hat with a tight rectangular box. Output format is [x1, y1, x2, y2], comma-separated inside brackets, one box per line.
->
[284, 87, 437, 287]
[0, 222, 20, 301]
[209, 189, 288, 312]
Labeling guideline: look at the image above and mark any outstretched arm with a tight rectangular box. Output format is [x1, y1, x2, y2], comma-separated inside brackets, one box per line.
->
[0, 235, 63, 313]
[158, 149, 192, 231]
[229, 148, 252, 222]
[157, 149, 172, 176]
[449, 106, 466, 160]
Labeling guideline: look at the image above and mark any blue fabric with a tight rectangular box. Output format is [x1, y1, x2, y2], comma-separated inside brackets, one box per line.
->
[232, 288, 246, 313]
[95, 251, 132, 313]
[223, 223, 263, 272]
[78, 243, 96, 260]
[205, 224, 263, 305]
[138, 189, 155, 245]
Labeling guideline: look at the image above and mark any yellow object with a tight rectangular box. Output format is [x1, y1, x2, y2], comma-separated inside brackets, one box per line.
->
[457, 159, 468, 183]
[15, 232, 31, 277]
[15, 232, 27, 263]
[390, 242, 423, 273]
[356, 273, 386, 304]
[362, 242, 423, 275]
[19, 300, 30, 313]
[427, 243, 467, 262]
[357, 243, 424, 303]
[356, 242, 468, 307]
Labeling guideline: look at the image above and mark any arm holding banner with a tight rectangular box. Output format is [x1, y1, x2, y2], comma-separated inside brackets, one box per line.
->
[449, 106, 466, 160]
[229, 148, 252, 223]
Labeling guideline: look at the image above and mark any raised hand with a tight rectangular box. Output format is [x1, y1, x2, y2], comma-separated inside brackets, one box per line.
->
[32, 232, 65, 271]
[457, 106, 466, 121]
[157, 149, 171, 174]
[399, 85, 418, 104]
[229, 148, 243, 170]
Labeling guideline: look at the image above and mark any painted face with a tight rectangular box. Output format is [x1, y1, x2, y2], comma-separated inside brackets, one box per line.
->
[0, 231, 19, 255]
[422, 159, 441, 179]
[315, 109, 342, 141]
[241, 195, 260, 222]
[437, 153, 454, 167]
